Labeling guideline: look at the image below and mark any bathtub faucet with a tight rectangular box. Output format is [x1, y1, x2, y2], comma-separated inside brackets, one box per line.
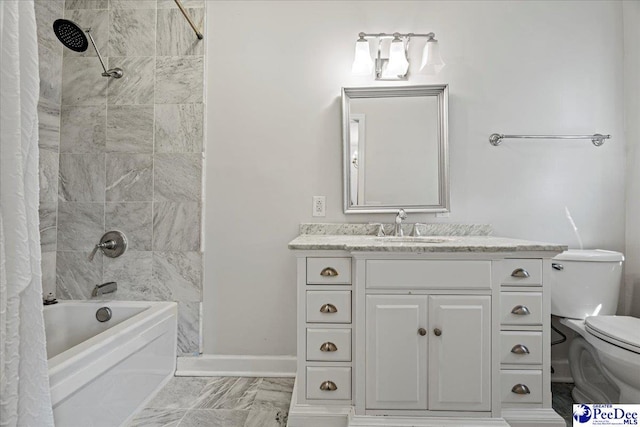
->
[92, 281, 117, 297]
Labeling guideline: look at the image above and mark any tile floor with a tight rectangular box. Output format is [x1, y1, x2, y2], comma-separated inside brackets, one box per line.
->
[130, 376, 574, 427]
[127, 377, 293, 427]
[552, 382, 576, 427]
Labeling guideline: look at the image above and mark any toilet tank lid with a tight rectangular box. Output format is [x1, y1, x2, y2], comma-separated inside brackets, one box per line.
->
[553, 249, 624, 262]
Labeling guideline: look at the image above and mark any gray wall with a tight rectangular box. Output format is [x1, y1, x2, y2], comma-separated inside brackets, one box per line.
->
[36, 0, 205, 355]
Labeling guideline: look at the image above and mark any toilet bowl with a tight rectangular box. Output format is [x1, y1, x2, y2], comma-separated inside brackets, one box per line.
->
[551, 249, 640, 403]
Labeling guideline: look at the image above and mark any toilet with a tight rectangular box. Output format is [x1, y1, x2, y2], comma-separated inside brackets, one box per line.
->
[551, 249, 640, 404]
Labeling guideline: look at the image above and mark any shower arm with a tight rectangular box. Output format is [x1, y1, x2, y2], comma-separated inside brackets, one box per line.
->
[85, 29, 123, 79]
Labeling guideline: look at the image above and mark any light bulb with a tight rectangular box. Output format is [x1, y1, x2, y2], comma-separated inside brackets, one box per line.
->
[420, 38, 445, 75]
[386, 37, 409, 77]
[352, 39, 373, 76]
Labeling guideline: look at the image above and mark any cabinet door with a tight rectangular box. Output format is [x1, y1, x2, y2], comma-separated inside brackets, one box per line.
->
[365, 295, 428, 410]
[428, 295, 491, 411]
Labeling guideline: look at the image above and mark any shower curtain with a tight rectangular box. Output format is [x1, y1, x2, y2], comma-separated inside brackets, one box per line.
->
[0, 1, 55, 426]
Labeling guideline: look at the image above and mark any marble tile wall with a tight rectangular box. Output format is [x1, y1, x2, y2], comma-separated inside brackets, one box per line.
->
[35, 0, 65, 299]
[36, 0, 205, 355]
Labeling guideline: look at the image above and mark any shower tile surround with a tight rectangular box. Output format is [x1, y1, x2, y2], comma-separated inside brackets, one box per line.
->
[35, 0, 205, 355]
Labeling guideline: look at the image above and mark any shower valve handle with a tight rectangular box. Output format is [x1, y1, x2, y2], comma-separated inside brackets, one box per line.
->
[88, 231, 127, 261]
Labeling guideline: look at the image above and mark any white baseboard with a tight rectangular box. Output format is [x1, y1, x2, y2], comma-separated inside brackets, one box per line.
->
[501, 408, 567, 427]
[551, 359, 574, 383]
[175, 354, 296, 377]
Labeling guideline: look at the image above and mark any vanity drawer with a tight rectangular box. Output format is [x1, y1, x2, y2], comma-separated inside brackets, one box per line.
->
[306, 291, 351, 324]
[307, 328, 351, 362]
[500, 259, 542, 287]
[500, 370, 543, 404]
[500, 331, 543, 365]
[366, 260, 491, 289]
[306, 366, 352, 401]
[500, 292, 543, 325]
[307, 257, 351, 285]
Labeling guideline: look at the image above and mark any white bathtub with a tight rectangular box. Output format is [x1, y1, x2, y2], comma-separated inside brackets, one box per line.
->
[45, 301, 177, 427]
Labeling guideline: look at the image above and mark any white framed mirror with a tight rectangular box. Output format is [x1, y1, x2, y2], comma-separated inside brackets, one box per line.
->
[342, 85, 449, 214]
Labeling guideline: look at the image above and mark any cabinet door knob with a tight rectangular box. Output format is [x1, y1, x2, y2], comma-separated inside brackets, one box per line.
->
[418, 328, 427, 336]
[510, 344, 530, 355]
[320, 380, 338, 391]
[320, 342, 338, 352]
[319, 303, 338, 313]
[511, 384, 531, 395]
[511, 305, 531, 315]
[433, 328, 442, 336]
[511, 268, 530, 278]
[320, 267, 339, 277]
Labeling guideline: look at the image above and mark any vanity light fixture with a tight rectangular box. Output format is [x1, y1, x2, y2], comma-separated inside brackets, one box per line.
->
[351, 32, 444, 80]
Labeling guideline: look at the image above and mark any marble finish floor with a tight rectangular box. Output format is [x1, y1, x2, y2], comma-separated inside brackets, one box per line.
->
[127, 376, 293, 427]
[130, 376, 573, 427]
[552, 382, 576, 427]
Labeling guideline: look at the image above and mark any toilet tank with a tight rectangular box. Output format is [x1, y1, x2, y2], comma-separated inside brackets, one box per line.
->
[550, 249, 624, 319]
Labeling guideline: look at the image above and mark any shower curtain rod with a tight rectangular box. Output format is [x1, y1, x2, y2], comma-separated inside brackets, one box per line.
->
[174, 0, 203, 40]
[489, 133, 610, 147]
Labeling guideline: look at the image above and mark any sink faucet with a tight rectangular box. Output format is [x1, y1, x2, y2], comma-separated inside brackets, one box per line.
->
[92, 281, 117, 297]
[394, 209, 408, 236]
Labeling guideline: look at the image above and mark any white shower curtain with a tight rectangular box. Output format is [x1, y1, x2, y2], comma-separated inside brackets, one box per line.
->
[0, 1, 55, 426]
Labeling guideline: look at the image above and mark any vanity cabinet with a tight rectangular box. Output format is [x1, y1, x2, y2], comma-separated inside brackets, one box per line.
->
[365, 294, 491, 411]
[288, 231, 566, 427]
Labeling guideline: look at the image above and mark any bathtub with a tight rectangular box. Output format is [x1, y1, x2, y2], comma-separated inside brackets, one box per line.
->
[45, 301, 177, 427]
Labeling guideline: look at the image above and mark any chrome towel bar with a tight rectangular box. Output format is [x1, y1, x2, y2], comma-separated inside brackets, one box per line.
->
[489, 133, 610, 147]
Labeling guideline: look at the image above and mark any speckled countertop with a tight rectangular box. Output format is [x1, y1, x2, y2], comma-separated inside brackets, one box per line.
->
[288, 223, 567, 253]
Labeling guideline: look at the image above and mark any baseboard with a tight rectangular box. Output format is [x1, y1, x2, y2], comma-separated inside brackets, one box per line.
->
[501, 408, 567, 427]
[175, 354, 296, 377]
[551, 359, 574, 383]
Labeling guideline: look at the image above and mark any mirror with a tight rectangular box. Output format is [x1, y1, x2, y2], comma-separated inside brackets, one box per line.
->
[342, 85, 449, 213]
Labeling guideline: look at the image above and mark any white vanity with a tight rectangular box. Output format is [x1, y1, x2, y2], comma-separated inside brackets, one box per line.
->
[288, 224, 567, 427]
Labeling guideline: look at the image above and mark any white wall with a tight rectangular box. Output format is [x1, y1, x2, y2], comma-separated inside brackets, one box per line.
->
[623, 0, 640, 316]
[203, 1, 626, 356]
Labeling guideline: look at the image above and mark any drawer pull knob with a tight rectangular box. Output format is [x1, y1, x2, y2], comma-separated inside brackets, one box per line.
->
[511, 384, 531, 395]
[320, 380, 338, 391]
[511, 305, 531, 315]
[511, 268, 530, 278]
[511, 344, 530, 355]
[320, 342, 338, 352]
[418, 328, 427, 336]
[433, 328, 442, 337]
[320, 267, 339, 277]
[319, 303, 338, 314]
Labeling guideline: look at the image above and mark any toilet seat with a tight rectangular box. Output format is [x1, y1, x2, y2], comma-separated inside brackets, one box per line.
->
[585, 316, 640, 354]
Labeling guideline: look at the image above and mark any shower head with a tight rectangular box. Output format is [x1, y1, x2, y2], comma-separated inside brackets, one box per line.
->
[52, 19, 123, 79]
[53, 19, 89, 52]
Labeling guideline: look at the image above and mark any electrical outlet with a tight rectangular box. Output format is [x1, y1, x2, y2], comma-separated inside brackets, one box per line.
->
[312, 196, 326, 217]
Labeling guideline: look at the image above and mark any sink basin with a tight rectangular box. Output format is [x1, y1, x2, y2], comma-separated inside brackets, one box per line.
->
[376, 236, 456, 243]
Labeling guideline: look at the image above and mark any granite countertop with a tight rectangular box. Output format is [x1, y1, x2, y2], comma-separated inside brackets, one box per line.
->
[288, 223, 567, 253]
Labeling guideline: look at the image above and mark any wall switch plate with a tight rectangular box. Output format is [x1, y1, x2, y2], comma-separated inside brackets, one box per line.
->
[436, 212, 450, 218]
[312, 196, 326, 217]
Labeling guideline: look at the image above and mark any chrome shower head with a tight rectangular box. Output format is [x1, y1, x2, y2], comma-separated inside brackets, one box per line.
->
[52, 18, 123, 79]
[52, 19, 89, 52]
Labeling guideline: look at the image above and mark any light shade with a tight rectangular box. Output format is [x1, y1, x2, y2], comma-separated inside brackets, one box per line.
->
[420, 38, 445, 74]
[386, 38, 409, 77]
[352, 39, 373, 75]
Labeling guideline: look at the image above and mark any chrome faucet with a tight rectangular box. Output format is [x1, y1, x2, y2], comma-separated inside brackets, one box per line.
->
[393, 209, 408, 236]
[92, 281, 117, 297]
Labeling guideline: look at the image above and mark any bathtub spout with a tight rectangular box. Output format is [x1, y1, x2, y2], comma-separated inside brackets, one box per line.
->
[92, 281, 117, 297]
